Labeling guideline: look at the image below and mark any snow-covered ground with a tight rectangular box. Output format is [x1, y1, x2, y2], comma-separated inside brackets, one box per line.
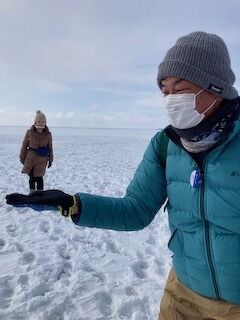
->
[0, 126, 171, 320]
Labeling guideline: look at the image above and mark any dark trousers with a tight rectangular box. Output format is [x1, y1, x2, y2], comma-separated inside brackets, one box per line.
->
[29, 169, 44, 190]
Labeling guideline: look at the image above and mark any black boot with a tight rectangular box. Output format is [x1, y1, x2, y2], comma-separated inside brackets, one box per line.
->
[36, 178, 44, 191]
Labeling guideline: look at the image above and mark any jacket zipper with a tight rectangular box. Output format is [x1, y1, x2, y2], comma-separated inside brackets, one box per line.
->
[200, 167, 220, 299]
[164, 127, 223, 298]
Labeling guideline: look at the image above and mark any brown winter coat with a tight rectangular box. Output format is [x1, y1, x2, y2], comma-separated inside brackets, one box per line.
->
[20, 125, 53, 177]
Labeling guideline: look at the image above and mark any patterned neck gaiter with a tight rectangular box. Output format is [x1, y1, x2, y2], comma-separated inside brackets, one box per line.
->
[179, 99, 240, 153]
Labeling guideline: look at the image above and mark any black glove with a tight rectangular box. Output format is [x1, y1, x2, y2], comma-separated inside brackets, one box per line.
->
[48, 161, 52, 168]
[6, 190, 78, 217]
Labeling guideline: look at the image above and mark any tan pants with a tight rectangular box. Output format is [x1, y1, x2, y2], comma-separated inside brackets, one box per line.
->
[158, 269, 240, 320]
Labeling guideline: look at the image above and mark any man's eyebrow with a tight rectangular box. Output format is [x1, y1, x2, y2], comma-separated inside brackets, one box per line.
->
[161, 78, 184, 87]
[175, 78, 184, 85]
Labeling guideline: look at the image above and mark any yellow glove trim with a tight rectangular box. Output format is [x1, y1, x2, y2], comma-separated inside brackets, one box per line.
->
[58, 196, 77, 217]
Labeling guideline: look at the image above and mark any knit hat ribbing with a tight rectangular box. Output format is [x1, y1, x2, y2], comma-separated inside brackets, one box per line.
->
[157, 31, 238, 99]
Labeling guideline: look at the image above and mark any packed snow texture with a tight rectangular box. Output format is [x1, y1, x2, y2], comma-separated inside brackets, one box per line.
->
[0, 126, 171, 320]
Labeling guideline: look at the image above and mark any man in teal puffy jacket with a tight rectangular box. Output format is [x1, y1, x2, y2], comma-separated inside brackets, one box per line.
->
[6, 31, 240, 319]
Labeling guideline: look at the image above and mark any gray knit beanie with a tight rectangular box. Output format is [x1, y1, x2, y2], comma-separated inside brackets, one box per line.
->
[157, 31, 238, 99]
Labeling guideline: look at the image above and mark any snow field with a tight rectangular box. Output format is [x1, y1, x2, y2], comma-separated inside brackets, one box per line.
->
[0, 127, 171, 320]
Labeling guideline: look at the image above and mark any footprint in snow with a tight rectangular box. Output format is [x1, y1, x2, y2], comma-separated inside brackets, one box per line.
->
[0, 239, 6, 250]
[56, 261, 72, 280]
[18, 274, 29, 287]
[57, 243, 71, 260]
[39, 220, 50, 233]
[118, 297, 148, 319]
[49, 234, 59, 241]
[13, 242, 24, 252]
[154, 257, 167, 277]
[0, 275, 15, 310]
[49, 227, 63, 241]
[132, 311, 149, 320]
[20, 252, 35, 265]
[6, 224, 18, 237]
[93, 271, 106, 283]
[94, 290, 112, 317]
[125, 286, 137, 296]
[5, 205, 14, 213]
[103, 239, 119, 253]
[132, 260, 148, 279]
[28, 281, 51, 298]
[146, 233, 156, 245]
[81, 262, 96, 274]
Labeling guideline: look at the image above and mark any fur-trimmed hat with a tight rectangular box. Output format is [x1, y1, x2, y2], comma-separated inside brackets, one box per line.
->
[34, 110, 46, 128]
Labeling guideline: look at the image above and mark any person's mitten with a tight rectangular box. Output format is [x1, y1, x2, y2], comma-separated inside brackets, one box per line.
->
[6, 190, 77, 217]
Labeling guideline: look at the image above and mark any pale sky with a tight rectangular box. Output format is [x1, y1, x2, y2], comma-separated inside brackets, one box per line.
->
[0, 0, 239, 128]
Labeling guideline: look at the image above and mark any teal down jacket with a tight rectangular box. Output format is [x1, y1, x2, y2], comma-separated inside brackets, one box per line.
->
[75, 119, 240, 304]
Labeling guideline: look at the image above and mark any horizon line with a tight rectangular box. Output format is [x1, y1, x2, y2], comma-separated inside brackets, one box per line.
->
[0, 124, 161, 130]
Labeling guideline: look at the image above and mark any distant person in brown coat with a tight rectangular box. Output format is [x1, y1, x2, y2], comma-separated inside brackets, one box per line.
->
[20, 110, 53, 193]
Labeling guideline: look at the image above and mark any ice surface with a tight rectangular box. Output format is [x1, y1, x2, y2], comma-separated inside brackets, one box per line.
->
[0, 126, 171, 320]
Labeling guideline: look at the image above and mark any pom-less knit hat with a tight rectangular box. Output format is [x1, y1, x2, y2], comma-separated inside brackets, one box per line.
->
[34, 110, 46, 128]
[157, 31, 238, 99]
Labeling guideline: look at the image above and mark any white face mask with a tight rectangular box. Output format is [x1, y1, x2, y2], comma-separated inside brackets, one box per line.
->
[163, 89, 217, 129]
[34, 125, 44, 133]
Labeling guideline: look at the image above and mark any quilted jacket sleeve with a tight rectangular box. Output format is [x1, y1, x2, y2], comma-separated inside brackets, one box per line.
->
[48, 132, 54, 164]
[75, 132, 167, 231]
[19, 130, 30, 163]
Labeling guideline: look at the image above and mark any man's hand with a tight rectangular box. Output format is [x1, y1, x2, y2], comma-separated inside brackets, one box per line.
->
[6, 190, 78, 217]
[48, 161, 52, 168]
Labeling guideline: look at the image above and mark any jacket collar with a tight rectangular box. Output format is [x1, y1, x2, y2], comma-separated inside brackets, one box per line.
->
[31, 125, 49, 135]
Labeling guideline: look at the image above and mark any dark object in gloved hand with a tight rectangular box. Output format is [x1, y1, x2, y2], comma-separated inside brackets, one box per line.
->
[6, 190, 77, 217]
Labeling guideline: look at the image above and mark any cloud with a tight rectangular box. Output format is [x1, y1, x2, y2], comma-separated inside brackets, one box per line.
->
[0, 103, 168, 129]
[2, 0, 238, 87]
[0, 0, 239, 127]
[35, 80, 72, 93]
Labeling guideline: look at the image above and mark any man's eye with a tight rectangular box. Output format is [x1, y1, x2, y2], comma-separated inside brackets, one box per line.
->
[175, 87, 189, 92]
